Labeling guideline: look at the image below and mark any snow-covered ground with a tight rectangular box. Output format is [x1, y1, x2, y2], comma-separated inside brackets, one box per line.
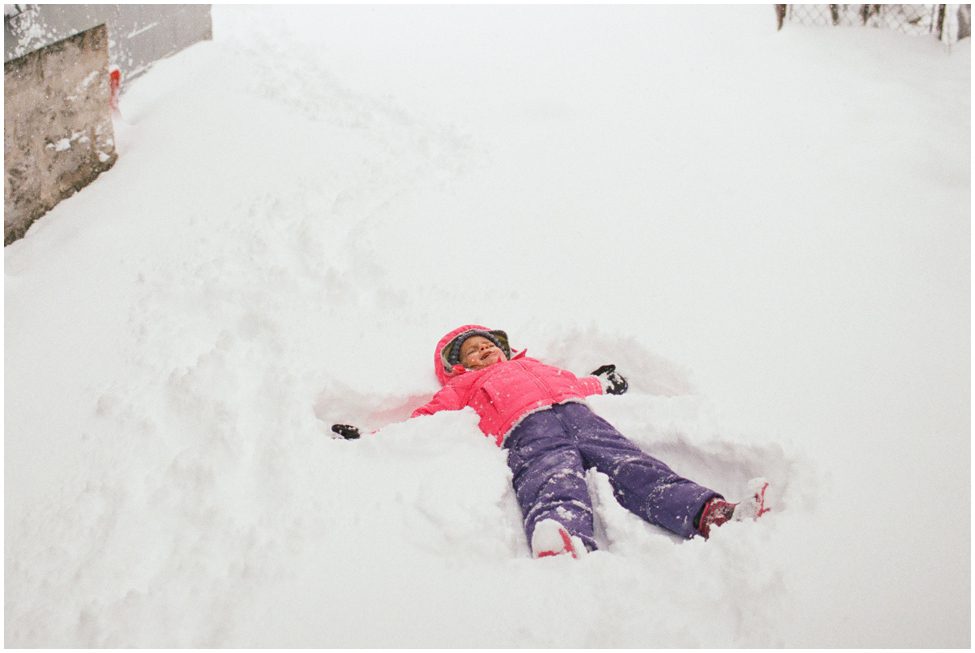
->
[4, 5, 970, 647]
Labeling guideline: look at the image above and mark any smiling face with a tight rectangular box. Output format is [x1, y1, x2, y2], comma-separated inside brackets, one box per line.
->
[459, 335, 505, 370]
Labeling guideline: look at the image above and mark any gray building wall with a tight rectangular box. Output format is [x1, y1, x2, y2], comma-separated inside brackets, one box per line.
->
[5, 4, 212, 85]
[4, 4, 211, 244]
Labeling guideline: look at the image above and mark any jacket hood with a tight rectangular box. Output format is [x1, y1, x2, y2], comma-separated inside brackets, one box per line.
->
[434, 324, 512, 385]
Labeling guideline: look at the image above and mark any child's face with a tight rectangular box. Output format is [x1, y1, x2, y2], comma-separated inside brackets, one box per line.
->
[460, 336, 504, 370]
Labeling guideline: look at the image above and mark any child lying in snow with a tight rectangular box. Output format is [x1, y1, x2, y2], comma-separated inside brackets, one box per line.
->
[332, 324, 769, 558]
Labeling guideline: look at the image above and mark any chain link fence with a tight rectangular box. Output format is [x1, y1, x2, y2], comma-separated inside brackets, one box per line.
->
[775, 4, 971, 42]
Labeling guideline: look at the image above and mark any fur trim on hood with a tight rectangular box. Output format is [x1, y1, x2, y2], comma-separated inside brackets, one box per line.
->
[434, 324, 511, 385]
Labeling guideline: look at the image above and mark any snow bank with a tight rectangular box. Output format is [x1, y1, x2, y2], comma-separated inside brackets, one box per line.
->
[4, 5, 969, 647]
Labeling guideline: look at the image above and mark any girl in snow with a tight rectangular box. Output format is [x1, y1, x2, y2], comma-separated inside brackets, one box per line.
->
[332, 324, 768, 558]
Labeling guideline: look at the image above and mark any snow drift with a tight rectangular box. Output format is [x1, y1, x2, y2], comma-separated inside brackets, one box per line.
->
[4, 5, 970, 647]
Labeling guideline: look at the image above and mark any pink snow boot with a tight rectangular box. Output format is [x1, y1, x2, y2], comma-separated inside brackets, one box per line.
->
[697, 478, 771, 539]
[531, 519, 587, 559]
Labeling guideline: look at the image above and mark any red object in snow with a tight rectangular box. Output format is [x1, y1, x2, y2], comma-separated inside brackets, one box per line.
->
[109, 68, 121, 112]
[534, 523, 580, 559]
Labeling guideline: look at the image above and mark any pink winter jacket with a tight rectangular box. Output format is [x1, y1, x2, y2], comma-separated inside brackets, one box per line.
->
[410, 324, 604, 446]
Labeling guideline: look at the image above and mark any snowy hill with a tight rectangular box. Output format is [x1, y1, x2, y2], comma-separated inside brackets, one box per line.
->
[4, 5, 970, 647]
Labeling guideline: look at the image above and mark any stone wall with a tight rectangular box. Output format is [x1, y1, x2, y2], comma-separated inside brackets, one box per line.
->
[5, 5, 213, 83]
[4, 24, 117, 245]
[3, 5, 212, 245]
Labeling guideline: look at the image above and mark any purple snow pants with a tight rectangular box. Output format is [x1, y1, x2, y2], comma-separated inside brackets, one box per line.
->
[504, 402, 720, 552]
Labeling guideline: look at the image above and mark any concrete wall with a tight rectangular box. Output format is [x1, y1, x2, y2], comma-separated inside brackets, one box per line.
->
[4, 23, 117, 244]
[3, 5, 212, 245]
[5, 4, 212, 84]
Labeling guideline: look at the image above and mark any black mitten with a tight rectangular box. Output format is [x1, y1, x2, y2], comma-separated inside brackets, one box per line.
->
[331, 424, 361, 440]
[591, 364, 628, 395]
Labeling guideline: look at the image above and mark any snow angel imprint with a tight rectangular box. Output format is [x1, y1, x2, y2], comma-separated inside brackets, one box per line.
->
[332, 324, 769, 558]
